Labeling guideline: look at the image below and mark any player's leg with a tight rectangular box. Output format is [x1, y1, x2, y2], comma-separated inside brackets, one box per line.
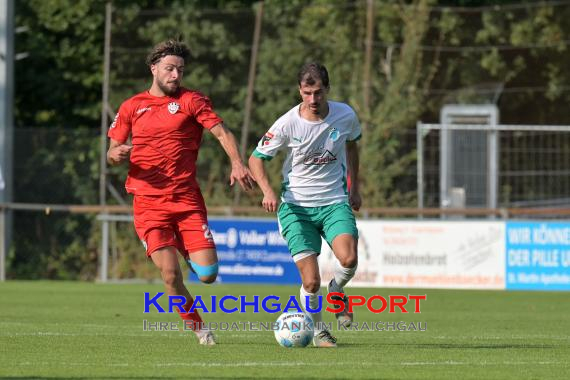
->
[295, 254, 337, 348]
[278, 202, 337, 347]
[150, 246, 202, 326]
[176, 210, 218, 284]
[173, 207, 218, 345]
[330, 234, 358, 289]
[182, 247, 218, 345]
[322, 202, 359, 326]
[186, 248, 218, 284]
[294, 253, 322, 327]
[134, 195, 214, 345]
[149, 246, 214, 345]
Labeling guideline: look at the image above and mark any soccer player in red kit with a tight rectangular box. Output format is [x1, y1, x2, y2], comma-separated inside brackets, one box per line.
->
[107, 39, 255, 345]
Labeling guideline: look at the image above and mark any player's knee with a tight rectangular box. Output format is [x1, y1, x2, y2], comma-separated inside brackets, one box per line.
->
[199, 274, 217, 284]
[303, 278, 321, 293]
[190, 261, 219, 284]
[339, 255, 358, 269]
[161, 268, 179, 288]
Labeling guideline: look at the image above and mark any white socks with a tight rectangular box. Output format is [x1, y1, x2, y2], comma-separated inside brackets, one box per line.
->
[333, 260, 357, 289]
[299, 286, 323, 333]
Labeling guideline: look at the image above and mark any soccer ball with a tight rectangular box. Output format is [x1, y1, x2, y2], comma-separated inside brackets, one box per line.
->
[274, 312, 314, 348]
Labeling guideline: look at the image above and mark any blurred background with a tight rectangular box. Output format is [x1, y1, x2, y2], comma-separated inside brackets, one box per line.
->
[2, 0, 570, 281]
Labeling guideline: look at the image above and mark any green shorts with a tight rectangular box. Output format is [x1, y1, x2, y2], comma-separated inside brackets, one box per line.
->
[277, 202, 358, 257]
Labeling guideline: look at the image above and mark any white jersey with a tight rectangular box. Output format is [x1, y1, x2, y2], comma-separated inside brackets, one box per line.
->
[253, 101, 361, 207]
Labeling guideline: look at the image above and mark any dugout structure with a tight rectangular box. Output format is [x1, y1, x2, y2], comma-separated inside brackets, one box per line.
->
[417, 105, 570, 214]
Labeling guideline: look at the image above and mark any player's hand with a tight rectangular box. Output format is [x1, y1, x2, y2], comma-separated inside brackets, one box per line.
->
[229, 162, 256, 191]
[349, 190, 361, 211]
[107, 144, 132, 165]
[262, 192, 279, 213]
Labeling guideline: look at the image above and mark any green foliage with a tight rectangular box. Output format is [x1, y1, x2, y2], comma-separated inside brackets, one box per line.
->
[15, 0, 105, 127]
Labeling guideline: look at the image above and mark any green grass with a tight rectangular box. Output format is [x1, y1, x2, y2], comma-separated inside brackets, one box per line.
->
[0, 281, 569, 379]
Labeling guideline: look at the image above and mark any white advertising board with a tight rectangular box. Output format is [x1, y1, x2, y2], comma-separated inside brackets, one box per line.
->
[319, 221, 505, 289]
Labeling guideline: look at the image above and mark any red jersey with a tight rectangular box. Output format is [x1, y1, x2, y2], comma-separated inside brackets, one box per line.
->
[108, 88, 223, 195]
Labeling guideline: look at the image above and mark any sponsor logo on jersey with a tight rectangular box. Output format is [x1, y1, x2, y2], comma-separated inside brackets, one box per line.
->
[110, 113, 119, 129]
[136, 106, 151, 114]
[261, 132, 274, 146]
[303, 150, 337, 165]
[168, 102, 180, 114]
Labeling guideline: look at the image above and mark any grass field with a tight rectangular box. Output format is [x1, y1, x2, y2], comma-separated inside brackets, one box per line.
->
[0, 281, 568, 379]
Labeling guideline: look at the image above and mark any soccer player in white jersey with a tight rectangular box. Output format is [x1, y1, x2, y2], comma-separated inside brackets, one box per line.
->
[249, 62, 361, 348]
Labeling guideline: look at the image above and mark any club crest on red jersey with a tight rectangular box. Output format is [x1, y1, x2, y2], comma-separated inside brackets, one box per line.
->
[168, 102, 180, 114]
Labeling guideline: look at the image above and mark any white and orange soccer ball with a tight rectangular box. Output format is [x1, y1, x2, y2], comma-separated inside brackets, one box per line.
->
[274, 311, 314, 348]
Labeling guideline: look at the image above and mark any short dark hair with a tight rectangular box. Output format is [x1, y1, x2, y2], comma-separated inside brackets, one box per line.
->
[297, 62, 330, 89]
[146, 39, 191, 66]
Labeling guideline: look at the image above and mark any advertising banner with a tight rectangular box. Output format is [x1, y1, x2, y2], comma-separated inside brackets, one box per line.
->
[187, 218, 569, 291]
[188, 219, 300, 284]
[320, 221, 505, 289]
[506, 222, 570, 290]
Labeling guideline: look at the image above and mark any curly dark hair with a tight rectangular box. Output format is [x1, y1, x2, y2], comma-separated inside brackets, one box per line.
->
[297, 62, 330, 89]
[145, 39, 191, 66]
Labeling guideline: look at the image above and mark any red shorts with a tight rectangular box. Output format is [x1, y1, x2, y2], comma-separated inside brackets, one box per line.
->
[133, 192, 216, 257]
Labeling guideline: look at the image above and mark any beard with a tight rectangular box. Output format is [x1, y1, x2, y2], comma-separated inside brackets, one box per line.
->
[157, 80, 180, 96]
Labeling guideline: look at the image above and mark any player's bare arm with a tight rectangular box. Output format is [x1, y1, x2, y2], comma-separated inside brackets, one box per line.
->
[209, 123, 255, 191]
[107, 139, 132, 166]
[248, 155, 279, 213]
[346, 140, 361, 211]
